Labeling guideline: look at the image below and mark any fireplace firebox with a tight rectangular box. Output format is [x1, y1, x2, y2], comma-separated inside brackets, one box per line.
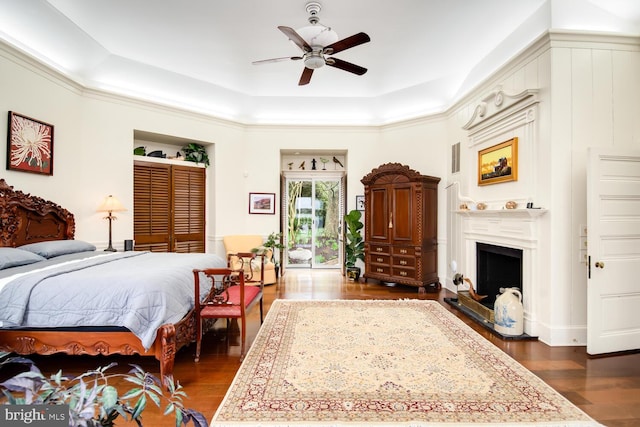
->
[476, 242, 523, 309]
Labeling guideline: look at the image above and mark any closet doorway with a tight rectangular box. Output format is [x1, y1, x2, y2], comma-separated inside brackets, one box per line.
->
[282, 171, 345, 269]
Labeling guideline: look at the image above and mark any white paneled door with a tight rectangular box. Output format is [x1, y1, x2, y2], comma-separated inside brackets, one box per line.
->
[587, 148, 640, 355]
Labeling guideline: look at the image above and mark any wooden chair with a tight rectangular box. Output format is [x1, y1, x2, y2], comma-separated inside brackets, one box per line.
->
[227, 251, 265, 285]
[223, 235, 277, 285]
[193, 267, 264, 362]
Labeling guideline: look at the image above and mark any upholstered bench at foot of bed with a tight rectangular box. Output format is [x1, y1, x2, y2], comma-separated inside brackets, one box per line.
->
[193, 268, 264, 362]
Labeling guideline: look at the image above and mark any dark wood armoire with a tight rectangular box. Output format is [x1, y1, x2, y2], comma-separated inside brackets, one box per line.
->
[361, 163, 440, 290]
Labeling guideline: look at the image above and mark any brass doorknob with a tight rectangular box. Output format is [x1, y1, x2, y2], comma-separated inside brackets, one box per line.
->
[595, 261, 605, 269]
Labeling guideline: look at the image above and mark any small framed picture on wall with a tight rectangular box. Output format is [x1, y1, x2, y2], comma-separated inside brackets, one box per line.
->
[356, 195, 365, 211]
[249, 192, 276, 214]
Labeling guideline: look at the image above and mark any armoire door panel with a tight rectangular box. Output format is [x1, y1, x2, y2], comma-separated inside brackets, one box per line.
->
[369, 187, 388, 241]
[391, 185, 412, 242]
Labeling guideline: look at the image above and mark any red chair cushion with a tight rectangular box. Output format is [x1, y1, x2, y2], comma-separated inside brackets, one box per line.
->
[200, 285, 261, 318]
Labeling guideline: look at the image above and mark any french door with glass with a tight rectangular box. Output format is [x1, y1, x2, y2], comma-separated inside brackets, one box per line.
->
[282, 172, 344, 269]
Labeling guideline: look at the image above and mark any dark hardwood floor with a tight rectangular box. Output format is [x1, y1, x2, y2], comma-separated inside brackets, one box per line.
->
[11, 269, 640, 426]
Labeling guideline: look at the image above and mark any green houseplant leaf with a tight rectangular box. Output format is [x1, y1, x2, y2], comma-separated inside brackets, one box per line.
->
[0, 351, 208, 426]
[182, 143, 210, 167]
[344, 209, 365, 268]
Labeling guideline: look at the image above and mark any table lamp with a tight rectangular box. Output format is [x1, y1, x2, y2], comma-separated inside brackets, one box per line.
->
[97, 195, 126, 252]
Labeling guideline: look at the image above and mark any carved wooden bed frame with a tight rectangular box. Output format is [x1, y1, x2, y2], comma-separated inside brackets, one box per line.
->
[0, 179, 197, 384]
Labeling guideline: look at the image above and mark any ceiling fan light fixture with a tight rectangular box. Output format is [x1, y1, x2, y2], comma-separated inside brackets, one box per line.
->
[296, 24, 339, 48]
[304, 54, 325, 69]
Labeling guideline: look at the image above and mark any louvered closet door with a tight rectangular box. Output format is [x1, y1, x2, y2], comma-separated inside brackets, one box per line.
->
[134, 161, 171, 252]
[172, 165, 205, 253]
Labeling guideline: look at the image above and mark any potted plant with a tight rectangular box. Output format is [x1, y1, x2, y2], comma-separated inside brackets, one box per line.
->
[253, 232, 285, 277]
[344, 209, 365, 281]
[182, 143, 210, 167]
[0, 351, 208, 426]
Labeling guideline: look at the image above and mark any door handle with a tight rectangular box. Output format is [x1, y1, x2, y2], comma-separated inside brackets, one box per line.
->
[595, 261, 605, 269]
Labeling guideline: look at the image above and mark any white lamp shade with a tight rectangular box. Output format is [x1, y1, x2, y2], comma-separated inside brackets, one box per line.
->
[296, 25, 339, 47]
[97, 195, 126, 213]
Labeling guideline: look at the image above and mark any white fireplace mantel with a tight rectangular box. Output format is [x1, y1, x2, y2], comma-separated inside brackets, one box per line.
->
[458, 208, 548, 338]
[456, 208, 547, 218]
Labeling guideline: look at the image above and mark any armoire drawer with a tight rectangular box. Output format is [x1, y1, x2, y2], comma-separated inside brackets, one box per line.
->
[371, 265, 391, 275]
[369, 254, 390, 265]
[393, 256, 415, 268]
[370, 244, 390, 255]
[392, 267, 416, 279]
[392, 246, 415, 256]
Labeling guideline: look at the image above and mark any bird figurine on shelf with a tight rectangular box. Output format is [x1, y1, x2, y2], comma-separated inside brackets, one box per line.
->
[299, 161, 305, 170]
[320, 157, 329, 170]
[288, 162, 293, 170]
[333, 156, 343, 169]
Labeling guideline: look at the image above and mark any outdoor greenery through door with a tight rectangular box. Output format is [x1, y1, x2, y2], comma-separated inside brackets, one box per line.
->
[284, 174, 344, 268]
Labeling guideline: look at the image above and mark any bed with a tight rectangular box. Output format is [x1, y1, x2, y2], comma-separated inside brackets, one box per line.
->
[0, 179, 225, 384]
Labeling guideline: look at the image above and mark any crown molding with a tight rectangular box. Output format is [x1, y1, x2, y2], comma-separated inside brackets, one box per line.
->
[462, 87, 539, 131]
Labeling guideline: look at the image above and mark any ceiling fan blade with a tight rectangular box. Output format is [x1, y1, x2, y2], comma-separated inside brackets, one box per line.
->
[278, 26, 312, 52]
[324, 32, 370, 55]
[252, 56, 303, 65]
[326, 57, 367, 75]
[299, 67, 314, 86]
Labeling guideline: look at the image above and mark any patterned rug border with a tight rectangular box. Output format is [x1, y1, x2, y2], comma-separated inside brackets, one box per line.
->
[212, 299, 602, 427]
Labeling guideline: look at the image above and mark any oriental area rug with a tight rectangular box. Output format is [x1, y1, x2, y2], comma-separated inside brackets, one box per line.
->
[212, 299, 601, 426]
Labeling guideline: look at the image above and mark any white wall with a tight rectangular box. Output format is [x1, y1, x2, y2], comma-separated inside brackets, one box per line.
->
[0, 41, 447, 261]
[443, 31, 640, 345]
[547, 33, 640, 344]
[2, 31, 639, 345]
[0, 41, 246, 251]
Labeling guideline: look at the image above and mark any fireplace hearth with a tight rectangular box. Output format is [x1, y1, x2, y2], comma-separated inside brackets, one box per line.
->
[445, 242, 534, 340]
[451, 205, 547, 340]
[476, 242, 523, 308]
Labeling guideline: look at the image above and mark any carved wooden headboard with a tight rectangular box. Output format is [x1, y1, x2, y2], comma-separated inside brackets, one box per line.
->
[0, 179, 75, 247]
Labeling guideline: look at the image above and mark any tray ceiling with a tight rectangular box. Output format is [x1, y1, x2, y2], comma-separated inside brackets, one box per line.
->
[0, 0, 639, 125]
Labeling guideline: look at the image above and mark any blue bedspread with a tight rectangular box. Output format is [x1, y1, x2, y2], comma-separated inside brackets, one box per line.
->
[0, 251, 225, 350]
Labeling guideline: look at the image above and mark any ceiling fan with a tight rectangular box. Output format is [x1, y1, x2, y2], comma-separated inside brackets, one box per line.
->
[252, 1, 370, 86]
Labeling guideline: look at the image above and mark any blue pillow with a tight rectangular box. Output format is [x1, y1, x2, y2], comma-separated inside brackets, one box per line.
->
[19, 240, 96, 259]
[0, 247, 46, 270]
